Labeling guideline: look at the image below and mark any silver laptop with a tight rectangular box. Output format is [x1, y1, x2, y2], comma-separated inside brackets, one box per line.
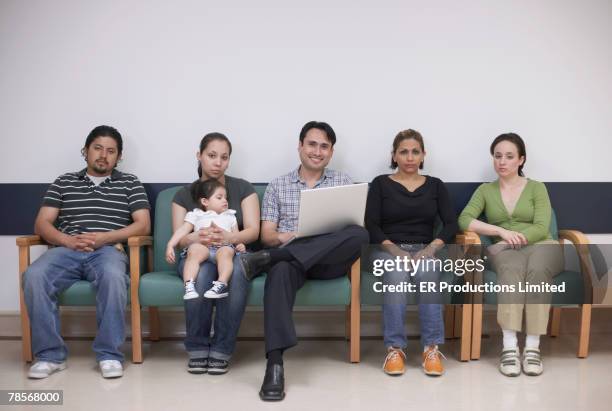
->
[281, 183, 369, 246]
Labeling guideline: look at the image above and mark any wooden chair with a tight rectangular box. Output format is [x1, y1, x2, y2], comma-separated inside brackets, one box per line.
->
[464, 211, 594, 359]
[16, 235, 142, 362]
[128, 186, 363, 363]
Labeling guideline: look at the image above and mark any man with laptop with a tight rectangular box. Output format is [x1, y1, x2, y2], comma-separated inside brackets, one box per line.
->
[239, 121, 369, 401]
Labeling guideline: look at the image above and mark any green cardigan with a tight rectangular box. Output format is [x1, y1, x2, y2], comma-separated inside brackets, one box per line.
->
[458, 179, 552, 244]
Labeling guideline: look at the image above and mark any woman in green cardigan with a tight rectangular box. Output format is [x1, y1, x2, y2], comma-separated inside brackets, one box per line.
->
[458, 133, 562, 377]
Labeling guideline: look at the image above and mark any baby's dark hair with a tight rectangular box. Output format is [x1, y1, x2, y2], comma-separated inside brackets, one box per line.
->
[190, 179, 225, 210]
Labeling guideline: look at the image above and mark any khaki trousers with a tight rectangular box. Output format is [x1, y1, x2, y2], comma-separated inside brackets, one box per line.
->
[490, 240, 563, 335]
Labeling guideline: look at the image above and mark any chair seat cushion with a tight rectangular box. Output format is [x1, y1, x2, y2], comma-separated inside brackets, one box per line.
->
[138, 271, 351, 307]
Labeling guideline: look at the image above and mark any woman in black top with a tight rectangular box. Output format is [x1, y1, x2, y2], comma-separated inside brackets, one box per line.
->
[365, 129, 458, 377]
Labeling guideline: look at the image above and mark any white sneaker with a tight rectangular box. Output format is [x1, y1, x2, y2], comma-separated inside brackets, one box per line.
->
[522, 348, 544, 376]
[28, 361, 67, 379]
[99, 360, 123, 378]
[183, 280, 199, 300]
[499, 348, 520, 377]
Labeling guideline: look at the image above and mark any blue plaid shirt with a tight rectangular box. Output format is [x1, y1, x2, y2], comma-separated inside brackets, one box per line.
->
[261, 167, 353, 232]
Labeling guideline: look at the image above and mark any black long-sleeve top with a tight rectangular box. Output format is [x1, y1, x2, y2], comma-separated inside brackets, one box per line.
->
[365, 174, 458, 245]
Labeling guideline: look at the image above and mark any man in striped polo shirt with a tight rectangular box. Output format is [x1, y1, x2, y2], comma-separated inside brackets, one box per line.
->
[23, 125, 151, 379]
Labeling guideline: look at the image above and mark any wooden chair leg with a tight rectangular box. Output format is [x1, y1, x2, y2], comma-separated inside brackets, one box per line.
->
[578, 304, 592, 358]
[549, 307, 561, 337]
[129, 245, 143, 363]
[444, 305, 455, 339]
[470, 303, 482, 360]
[460, 303, 472, 361]
[18, 246, 33, 362]
[349, 260, 360, 363]
[345, 305, 351, 341]
[453, 305, 462, 338]
[131, 301, 143, 363]
[149, 307, 160, 341]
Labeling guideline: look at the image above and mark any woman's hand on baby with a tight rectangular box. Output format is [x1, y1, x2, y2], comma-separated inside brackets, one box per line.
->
[194, 226, 221, 246]
[208, 222, 234, 246]
[236, 243, 246, 253]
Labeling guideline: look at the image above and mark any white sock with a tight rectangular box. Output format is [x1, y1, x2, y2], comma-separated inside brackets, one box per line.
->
[423, 345, 438, 352]
[502, 329, 518, 350]
[525, 334, 540, 349]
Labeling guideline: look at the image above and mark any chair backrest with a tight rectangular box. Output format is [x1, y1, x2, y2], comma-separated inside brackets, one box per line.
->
[153, 186, 182, 272]
[249, 184, 267, 251]
[254, 184, 266, 205]
[152, 184, 269, 271]
[550, 209, 559, 240]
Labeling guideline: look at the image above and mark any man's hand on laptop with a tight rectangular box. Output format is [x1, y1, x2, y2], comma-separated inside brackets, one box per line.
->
[278, 232, 297, 245]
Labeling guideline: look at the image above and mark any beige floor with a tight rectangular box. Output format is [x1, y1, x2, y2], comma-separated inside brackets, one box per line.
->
[1, 333, 611, 411]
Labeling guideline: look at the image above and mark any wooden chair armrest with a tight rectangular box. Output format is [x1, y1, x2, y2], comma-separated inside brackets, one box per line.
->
[16, 235, 48, 247]
[558, 230, 589, 246]
[128, 236, 153, 282]
[558, 230, 594, 303]
[16, 236, 50, 279]
[455, 231, 481, 245]
[455, 231, 482, 259]
[128, 235, 153, 247]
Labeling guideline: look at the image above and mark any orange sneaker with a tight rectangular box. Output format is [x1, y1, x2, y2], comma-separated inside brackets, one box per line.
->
[383, 347, 406, 376]
[422, 345, 445, 376]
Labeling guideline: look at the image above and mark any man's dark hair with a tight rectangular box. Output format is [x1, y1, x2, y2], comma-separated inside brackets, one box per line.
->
[299, 121, 336, 146]
[84, 125, 123, 154]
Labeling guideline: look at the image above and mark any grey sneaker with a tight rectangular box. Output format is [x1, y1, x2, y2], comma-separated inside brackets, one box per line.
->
[99, 360, 123, 378]
[207, 357, 229, 375]
[28, 361, 66, 379]
[499, 348, 520, 377]
[522, 348, 544, 376]
[187, 357, 208, 374]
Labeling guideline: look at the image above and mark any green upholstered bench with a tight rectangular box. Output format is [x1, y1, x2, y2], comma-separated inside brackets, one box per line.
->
[128, 185, 361, 363]
[463, 210, 595, 359]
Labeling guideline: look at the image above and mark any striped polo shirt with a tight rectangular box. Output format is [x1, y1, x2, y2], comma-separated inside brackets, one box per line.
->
[42, 168, 150, 235]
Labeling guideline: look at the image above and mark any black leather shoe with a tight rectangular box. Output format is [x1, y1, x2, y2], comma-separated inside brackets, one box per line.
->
[259, 364, 285, 401]
[239, 251, 271, 281]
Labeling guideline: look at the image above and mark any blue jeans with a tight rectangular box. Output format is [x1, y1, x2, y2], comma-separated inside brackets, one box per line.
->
[177, 253, 250, 360]
[376, 247, 445, 349]
[23, 246, 129, 363]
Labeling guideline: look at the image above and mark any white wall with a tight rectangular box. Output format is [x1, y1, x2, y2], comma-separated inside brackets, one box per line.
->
[1, 0, 611, 311]
[1, 0, 611, 184]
